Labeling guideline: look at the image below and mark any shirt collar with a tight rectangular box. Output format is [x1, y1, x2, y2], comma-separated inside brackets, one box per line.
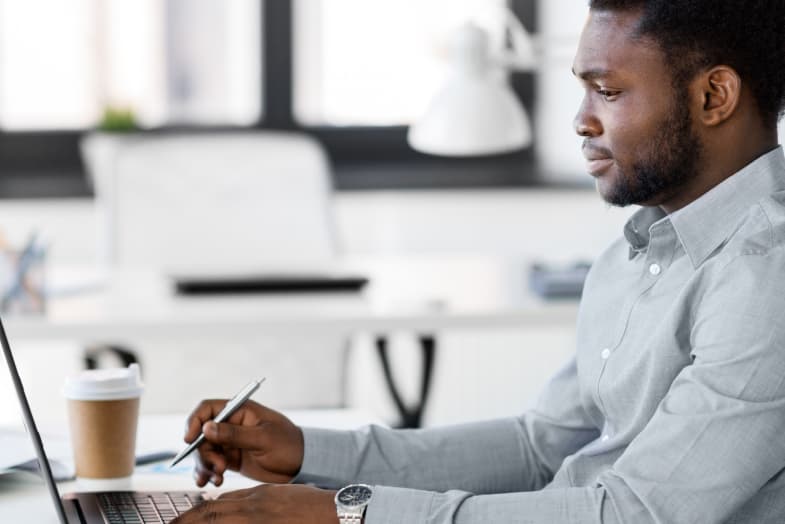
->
[624, 146, 785, 266]
[624, 206, 666, 259]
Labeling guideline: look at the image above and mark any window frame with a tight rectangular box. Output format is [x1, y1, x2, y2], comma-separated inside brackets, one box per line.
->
[0, 0, 562, 198]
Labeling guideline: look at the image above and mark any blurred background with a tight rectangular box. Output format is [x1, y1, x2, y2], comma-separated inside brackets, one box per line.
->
[2, 0, 778, 435]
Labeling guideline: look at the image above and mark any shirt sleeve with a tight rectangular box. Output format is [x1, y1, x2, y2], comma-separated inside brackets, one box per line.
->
[294, 419, 534, 493]
[295, 356, 599, 495]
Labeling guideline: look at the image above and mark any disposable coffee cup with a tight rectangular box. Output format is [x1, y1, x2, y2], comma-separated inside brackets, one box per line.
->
[64, 364, 143, 480]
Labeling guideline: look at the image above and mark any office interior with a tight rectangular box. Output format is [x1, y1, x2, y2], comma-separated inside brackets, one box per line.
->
[2, 0, 784, 439]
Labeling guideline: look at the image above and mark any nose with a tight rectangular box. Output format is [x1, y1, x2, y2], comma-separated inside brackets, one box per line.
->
[573, 98, 602, 138]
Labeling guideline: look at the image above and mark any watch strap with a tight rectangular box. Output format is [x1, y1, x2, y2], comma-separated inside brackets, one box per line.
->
[337, 513, 364, 524]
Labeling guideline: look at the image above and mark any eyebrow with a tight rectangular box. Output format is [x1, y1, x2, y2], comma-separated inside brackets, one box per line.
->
[571, 68, 615, 81]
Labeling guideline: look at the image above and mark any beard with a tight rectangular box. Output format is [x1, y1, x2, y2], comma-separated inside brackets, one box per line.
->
[601, 93, 703, 208]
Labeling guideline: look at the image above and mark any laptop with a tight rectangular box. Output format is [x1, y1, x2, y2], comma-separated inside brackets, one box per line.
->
[0, 316, 207, 523]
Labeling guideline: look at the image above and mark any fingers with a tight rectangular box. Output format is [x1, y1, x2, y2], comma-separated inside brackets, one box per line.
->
[192, 469, 210, 488]
[171, 485, 332, 523]
[170, 499, 247, 523]
[184, 399, 275, 444]
[184, 400, 228, 444]
[194, 450, 228, 487]
[199, 449, 228, 474]
[182, 399, 299, 487]
[182, 487, 276, 522]
[202, 420, 266, 450]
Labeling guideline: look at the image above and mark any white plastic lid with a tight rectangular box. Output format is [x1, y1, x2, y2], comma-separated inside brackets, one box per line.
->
[63, 364, 144, 401]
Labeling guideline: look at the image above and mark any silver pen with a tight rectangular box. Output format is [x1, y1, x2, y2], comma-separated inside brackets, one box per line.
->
[169, 377, 266, 468]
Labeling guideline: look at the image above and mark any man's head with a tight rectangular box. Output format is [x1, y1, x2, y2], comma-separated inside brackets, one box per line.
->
[573, 1, 785, 210]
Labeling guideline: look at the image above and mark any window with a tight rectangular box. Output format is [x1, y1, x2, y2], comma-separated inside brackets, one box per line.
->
[534, 0, 587, 182]
[0, 0, 96, 130]
[163, 0, 261, 126]
[291, 0, 538, 189]
[0, 0, 541, 197]
[0, 0, 260, 130]
[294, 0, 506, 126]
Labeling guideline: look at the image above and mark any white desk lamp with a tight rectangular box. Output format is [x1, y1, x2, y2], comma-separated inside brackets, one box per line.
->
[408, 10, 536, 157]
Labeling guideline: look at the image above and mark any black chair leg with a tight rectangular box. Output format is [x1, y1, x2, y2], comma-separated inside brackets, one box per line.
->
[375, 334, 437, 429]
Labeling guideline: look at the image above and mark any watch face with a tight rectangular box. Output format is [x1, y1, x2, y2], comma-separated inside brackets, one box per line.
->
[336, 484, 373, 508]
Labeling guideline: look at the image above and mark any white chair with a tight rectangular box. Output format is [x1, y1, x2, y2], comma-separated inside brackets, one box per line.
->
[83, 131, 339, 272]
[80, 131, 349, 412]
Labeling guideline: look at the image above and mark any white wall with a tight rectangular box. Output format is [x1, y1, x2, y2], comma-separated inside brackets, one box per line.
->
[779, 118, 785, 146]
[0, 188, 630, 267]
[336, 189, 629, 261]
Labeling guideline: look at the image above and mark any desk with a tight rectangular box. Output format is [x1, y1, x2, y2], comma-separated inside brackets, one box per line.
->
[4, 256, 579, 427]
[0, 409, 384, 523]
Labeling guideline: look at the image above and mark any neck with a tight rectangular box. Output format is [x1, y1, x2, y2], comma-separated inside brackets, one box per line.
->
[659, 126, 779, 214]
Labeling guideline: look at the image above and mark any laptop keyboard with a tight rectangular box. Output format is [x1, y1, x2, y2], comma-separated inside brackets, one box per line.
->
[98, 492, 205, 523]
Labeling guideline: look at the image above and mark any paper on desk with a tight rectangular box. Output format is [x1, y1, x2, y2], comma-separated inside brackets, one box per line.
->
[0, 428, 74, 481]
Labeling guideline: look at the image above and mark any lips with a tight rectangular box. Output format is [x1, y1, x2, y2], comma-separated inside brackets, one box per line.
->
[586, 158, 614, 176]
[582, 146, 614, 176]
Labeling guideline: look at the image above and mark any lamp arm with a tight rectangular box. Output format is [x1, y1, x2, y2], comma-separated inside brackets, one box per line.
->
[494, 6, 537, 72]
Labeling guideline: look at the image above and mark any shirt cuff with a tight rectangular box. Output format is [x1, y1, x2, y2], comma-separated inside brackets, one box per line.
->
[292, 426, 360, 488]
[364, 486, 438, 524]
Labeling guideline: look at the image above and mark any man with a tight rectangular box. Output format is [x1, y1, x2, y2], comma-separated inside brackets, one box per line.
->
[173, 1, 785, 522]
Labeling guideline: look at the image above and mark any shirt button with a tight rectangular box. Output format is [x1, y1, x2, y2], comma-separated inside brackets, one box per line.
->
[601, 348, 611, 360]
[601, 434, 610, 442]
[649, 263, 662, 276]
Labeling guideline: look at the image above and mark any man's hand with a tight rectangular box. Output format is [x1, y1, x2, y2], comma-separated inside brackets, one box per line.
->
[171, 484, 339, 524]
[183, 399, 304, 486]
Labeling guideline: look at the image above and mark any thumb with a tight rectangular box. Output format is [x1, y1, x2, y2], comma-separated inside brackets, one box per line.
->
[203, 421, 263, 450]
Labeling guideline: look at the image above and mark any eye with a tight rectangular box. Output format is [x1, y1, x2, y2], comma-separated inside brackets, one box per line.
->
[597, 88, 621, 101]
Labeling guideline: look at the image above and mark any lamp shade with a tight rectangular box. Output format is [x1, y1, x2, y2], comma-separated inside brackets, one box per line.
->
[408, 23, 532, 157]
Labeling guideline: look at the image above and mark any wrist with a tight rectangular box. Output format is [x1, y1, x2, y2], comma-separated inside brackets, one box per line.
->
[293, 425, 305, 476]
[278, 425, 305, 482]
[323, 490, 340, 524]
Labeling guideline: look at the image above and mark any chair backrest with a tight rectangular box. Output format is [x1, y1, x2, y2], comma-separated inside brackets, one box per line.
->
[80, 132, 349, 412]
[83, 131, 338, 273]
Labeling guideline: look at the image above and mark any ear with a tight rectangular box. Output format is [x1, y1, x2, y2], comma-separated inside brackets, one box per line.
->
[695, 66, 742, 127]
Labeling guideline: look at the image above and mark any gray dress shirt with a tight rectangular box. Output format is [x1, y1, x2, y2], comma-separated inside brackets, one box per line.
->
[295, 147, 785, 523]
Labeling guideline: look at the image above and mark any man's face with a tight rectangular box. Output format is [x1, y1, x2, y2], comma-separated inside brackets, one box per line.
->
[573, 9, 703, 208]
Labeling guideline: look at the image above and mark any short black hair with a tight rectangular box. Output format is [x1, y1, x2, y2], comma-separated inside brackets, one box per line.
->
[588, 0, 785, 126]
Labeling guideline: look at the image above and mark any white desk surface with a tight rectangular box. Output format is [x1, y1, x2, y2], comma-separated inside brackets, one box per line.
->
[0, 409, 383, 522]
[4, 256, 578, 341]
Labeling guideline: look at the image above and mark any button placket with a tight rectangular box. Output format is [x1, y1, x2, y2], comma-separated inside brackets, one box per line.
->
[644, 220, 677, 279]
[595, 345, 613, 422]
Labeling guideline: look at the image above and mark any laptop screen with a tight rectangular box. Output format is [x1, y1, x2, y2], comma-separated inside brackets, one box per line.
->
[0, 317, 70, 523]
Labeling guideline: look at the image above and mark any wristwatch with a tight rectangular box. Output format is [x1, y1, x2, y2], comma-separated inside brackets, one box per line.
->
[335, 483, 374, 524]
